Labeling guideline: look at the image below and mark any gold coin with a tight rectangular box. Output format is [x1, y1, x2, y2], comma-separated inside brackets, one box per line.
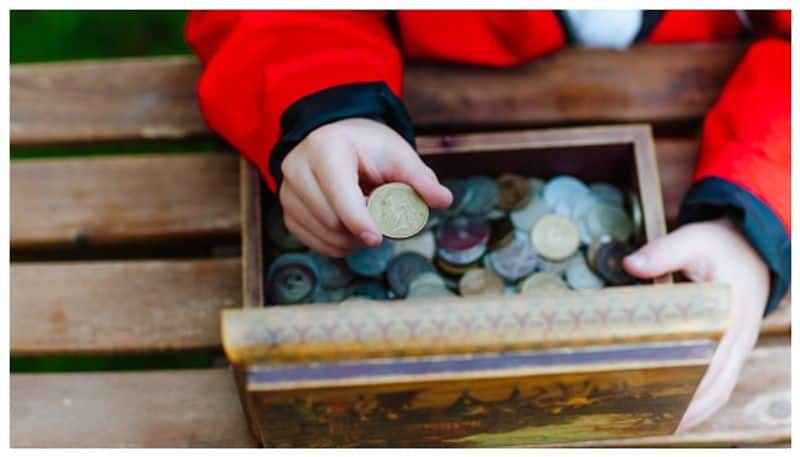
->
[518, 272, 569, 294]
[531, 214, 580, 261]
[367, 183, 429, 239]
[496, 173, 531, 210]
[458, 268, 505, 296]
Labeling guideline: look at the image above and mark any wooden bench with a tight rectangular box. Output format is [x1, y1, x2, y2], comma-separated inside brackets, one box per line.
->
[10, 42, 790, 447]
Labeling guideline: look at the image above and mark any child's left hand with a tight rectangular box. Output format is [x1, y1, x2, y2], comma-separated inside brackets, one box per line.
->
[623, 216, 770, 433]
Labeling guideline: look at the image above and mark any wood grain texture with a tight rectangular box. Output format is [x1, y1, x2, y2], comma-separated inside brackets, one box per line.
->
[10, 44, 746, 146]
[9, 345, 788, 448]
[11, 56, 208, 146]
[10, 258, 241, 355]
[10, 368, 256, 448]
[10, 153, 240, 248]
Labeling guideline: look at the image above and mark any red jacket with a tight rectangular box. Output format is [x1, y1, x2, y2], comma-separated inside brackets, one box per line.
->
[186, 10, 790, 315]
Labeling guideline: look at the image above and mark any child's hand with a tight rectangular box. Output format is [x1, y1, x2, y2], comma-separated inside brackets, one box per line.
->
[279, 118, 453, 257]
[623, 217, 770, 432]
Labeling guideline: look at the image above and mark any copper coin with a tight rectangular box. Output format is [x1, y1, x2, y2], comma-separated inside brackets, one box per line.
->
[591, 240, 637, 286]
[496, 173, 532, 210]
[436, 216, 490, 251]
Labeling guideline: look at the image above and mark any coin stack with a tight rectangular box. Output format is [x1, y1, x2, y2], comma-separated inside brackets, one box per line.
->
[264, 175, 643, 305]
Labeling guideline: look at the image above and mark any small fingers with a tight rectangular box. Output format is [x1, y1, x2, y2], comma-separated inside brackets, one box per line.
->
[280, 187, 364, 252]
[623, 224, 711, 280]
[388, 144, 452, 209]
[284, 214, 350, 258]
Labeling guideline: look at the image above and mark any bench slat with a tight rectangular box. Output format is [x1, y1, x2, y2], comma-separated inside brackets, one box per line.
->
[10, 258, 241, 355]
[11, 43, 746, 146]
[11, 153, 240, 249]
[11, 344, 789, 448]
[10, 254, 789, 357]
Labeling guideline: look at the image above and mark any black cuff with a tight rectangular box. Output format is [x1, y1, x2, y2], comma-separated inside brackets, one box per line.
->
[269, 82, 416, 187]
[678, 177, 790, 317]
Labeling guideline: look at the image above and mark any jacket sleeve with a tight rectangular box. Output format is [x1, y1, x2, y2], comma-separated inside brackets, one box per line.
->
[185, 11, 414, 192]
[678, 37, 790, 317]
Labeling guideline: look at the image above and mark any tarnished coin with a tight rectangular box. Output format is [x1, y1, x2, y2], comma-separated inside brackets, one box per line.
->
[590, 182, 624, 207]
[367, 182, 429, 239]
[409, 271, 447, 290]
[436, 216, 490, 251]
[519, 272, 569, 294]
[443, 179, 475, 215]
[266, 253, 320, 305]
[538, 253, 579, 276]
[325, 285, 355, 303]
[531, 214, 580, 261]
[592, 240, 637, 286]
[267, 205, 306, 251]
[386, 252, 435, 298]
[488, 217, 515, 251]
[309, 252, 354, 289]
[463, 176, 500, 216]
[458, 268, 505, 296]
[543, 175, 590, 216]
[569, 192, 599, 226]
[529, 178, 546, 199]
[496, 173, 532, 210]
[487, 236, 538, 281]
[587, 234, 614, 267]
[434, 255, 479, 277]
[510, 198, 550, 231]
[345, 239, 395, 277]
[352, 280, 388, 300]
[565, 254, 605, 290]
[629, 191, 644, 243]
[436, 243, 487, 266]
[407, 272, 454, 298]
[394, 230, 436, 260]
[583, 203, 633, 242]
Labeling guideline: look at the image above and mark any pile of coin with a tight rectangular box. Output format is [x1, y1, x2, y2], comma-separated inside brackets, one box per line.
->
[264, 174, 643, 305]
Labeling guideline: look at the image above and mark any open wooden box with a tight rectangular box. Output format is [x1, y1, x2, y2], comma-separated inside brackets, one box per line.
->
[224, 125, 731, 447]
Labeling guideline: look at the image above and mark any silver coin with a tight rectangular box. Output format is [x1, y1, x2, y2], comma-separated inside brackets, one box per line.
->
[463, 176, 499, 216]
[436, 243, 487, 266]
[565, 254, 605, 290]
[309, 252, 355, 289]
[394, 230, 436, 260]
[531, 214, 581, 261]
[543, 175, 590, 215]
[569, 193, 599, 226]
[537, 251, 580, 276]
[345, 239, 395, 277]
[510, 198, 550, 231]
[487, 236, 538, 281]
[519, 271, 569, 294]
[584, 203, 633, 242]
[590, 182, 624, 207]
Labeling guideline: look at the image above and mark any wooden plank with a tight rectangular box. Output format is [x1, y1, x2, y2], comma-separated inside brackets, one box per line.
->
[10, 258, 241, 355]
[10, 345, 788, 448]
[11, 56, 208, 146]
[10, 153, 240, 249]
[10, 368, 256, 448]
[11, 43, 746, 146]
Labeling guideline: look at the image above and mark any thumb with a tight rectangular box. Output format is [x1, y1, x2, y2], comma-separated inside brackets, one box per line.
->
[388, 143, 453, 210]
[623, 225, 710, 280]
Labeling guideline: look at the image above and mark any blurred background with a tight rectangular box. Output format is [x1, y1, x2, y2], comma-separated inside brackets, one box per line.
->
[11, 11, 215, 374]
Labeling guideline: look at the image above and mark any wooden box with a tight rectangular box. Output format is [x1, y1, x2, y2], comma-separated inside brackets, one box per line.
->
[224, 125, 731, 447]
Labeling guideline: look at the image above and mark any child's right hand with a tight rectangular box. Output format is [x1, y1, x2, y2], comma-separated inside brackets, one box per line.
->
[279, 118, 453, 257]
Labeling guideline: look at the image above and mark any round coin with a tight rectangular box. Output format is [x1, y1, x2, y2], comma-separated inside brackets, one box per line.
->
[487, 236, 538, 281]
[565, 254, 605, 290]
[367, 182, 429, 239]
[266, 205, 306, 251]
[434, 255, 480, 277]
[442, 179, 475, 215]
[436, 216, 490, 251]
[538, 252, 580, 276]
[519, 272, 569, 294]
[488, 217, 516, 251]
[462, 176, 500, 216]
[584, 203, 633, 242]
[345, 239, 395, 277]
[542, 175, 590, 215]
[309, 252, 355, 289]
[529, 178, 546, 199]
[531, 214, 580, 261]
[266, 253, 320, 304]
[592, 240, 637, 286]
[590, 182, 624, 207]
[496, 173, 532, 210]
[458, 268, 505, 296]
[510, 198, 550, 231]
[629, 190, 644, 244]
[352, 280, 388, 300]
[386, 252, 435, 298]
[436, 243, 487, 266]
[393, 230, 436, 260]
